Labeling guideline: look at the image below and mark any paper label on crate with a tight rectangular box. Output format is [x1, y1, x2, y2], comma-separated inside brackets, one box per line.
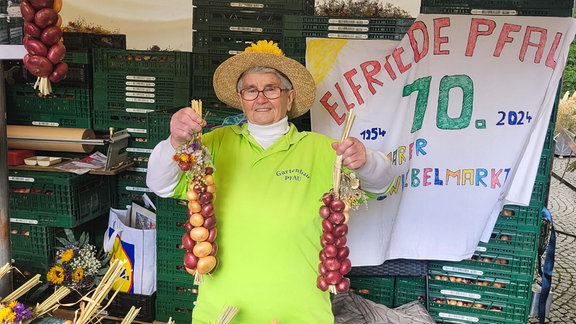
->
[328, 19, 369, 25]
[228, 50, 243, 55]
[129, 167, 148, 173]
[125, 108, 154, 114]
[475, 246, 487, 252]
[230, 2, 264, 9]
[126, 75, 156, 81]
[125, 86, 155, 93]
[327, 33, 368, 39]
[126, 92, 156, 98]
[126, 97, 155, 103]
[230, 26, 263, 33]
[10, 218, 38, 225]
[440, 289, 481, 299]
[439, 313, 479, 322]
[126, 80, 155, 87]
[125, 186, 152, 192]
[32, 121, 59, 127]
[127, 147, 153, 154]
[470, 9, 517, 16]
[8, 176, 34, 182]
[442, 266, 483, 276]
[328, 26, 369, 33]
[126, 128, 148, 134]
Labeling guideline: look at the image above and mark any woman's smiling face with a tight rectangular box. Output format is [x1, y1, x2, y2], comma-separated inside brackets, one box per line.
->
[238, 72, 295, 125]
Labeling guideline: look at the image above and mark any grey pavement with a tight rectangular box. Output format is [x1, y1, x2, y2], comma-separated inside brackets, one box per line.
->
[528, 156, 576, 323]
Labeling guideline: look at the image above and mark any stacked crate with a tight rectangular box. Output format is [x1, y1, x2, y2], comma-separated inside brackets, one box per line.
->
[424, 79, 560, 324]
[416, 1, 569, 321]
[420, 0, 574, 16]
[8, 169, 111, 293]
[154, 198, 197, 323]
[281, 15, 414, 65]
[190, 0, 315, 128]
[91, 48, 192, 208]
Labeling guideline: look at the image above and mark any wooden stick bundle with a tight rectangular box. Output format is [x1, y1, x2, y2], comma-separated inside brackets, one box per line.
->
[333, 110, 356, 197]
[216, 305, 239, 324]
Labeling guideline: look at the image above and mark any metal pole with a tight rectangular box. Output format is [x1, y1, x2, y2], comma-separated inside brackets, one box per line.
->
[0, 60, 13, 295]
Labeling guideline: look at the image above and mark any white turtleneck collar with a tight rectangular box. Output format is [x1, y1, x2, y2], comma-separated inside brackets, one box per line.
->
[247, 117, 290, 150]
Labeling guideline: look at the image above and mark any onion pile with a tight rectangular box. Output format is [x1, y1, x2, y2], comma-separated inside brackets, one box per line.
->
[20, 0, 68, 95]
[182, 168, 218, 283]
[317, 191, 352, 294]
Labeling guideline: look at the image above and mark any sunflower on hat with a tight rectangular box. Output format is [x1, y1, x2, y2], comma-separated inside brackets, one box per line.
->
[213, 40, 316, 119]
[245, 40, 285, 56]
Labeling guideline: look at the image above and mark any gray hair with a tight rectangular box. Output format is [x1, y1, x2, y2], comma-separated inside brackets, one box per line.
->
[236, 67, 293, 92]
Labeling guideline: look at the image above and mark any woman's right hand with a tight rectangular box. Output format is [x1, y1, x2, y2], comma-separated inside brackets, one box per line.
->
[169, 107, 206, 149]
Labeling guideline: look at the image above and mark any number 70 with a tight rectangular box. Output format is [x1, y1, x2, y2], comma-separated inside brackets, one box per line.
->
[402, 75, 474, 133]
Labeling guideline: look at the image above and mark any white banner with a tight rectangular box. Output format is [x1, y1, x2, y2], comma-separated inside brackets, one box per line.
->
[307, 14, 576, 265]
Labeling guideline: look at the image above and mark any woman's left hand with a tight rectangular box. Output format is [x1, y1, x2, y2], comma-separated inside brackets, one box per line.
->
[332, 137, 367, 170]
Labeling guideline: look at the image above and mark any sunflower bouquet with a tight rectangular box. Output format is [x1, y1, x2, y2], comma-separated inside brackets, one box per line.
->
[46, 229, 110, 291]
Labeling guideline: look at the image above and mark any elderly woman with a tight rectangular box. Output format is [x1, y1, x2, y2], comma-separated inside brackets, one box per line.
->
[146, 41, 393, 323]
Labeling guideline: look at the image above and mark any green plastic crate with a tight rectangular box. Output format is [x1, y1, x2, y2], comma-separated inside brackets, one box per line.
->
[428, 289, 531, 324]
[192, 30, 282, 55]
[64, 51, 92, 64]
[155, 293, 196, 323]
[192, 53, 232, 75]
[348, 276, 395, 307]
[420, 0, 573, 8]
[420, 6, 574, 16]
[193, 6, 285, 33]
[478, 226, 539, 252]
[8, 170, 111, 228]
[157, 279, 198, 299]
[429, 268, 531, 301]
[93, 49, 192, 77]
[6, 111, 92, 128]
[6, 85, 92, 124]
[92, 107, 179, 133]
[394, 276, 427, 307]
[495, 205, 542, 233]
[427, 259, 534, 288]
[92, 76, 190, 113]
[282, 28, 404, 40]
[192, 0, 314, 14]
[283, 15, 414, 33]
[10, 223, 56, 259]
[62, 32, 126, 51]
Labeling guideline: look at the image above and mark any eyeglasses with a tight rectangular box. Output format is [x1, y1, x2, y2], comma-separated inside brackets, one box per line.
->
[240, 86, 289, 101]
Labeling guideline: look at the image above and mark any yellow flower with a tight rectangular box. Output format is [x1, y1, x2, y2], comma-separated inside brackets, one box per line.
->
[180, 154, 190, 163]
[0, 306, 15, 323]
[47, 265, 65, 285]
[60, 248, 74, 262]
[72, 268, 84, 282]
[245, 40, 284, 56]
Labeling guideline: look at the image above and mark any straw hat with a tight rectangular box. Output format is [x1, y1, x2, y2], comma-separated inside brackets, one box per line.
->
[213, 40, 316, 119]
